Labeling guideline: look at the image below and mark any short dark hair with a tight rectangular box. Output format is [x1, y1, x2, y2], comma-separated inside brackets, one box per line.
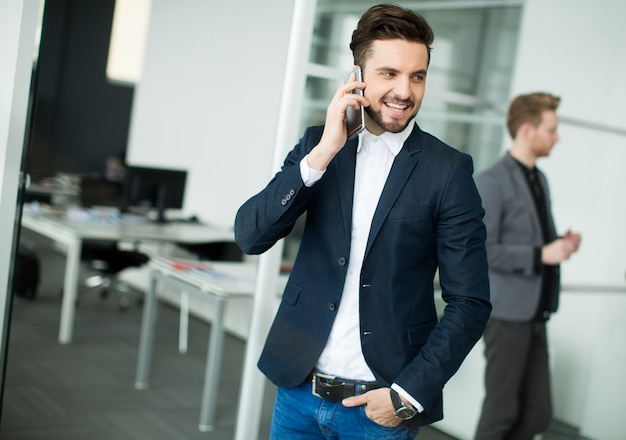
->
[506, 92, 561, 139]
[350, 3, 434, 67]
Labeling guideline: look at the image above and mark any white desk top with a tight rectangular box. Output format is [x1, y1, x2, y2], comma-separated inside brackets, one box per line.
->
[150, 257, 288, 298]
[21, 211, 234, 244]
[19, 210, 237, 344]
[150, 258, 256, 297]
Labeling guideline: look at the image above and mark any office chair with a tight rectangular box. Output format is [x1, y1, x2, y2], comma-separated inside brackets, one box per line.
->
[79, 241, 149, 309]
[77, 175, 150, 310]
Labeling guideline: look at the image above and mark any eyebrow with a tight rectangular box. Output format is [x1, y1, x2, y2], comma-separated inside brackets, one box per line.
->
[375, 66, 428, 76]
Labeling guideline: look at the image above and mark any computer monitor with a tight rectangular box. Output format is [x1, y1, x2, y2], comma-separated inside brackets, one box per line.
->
[124, 165, 188, 223]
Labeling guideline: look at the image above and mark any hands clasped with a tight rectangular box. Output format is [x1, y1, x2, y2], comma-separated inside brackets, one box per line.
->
[542, 229, 582, 265]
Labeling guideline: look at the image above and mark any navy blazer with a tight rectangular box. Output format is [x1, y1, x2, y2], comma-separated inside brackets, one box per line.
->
[235, 124, 491, 425]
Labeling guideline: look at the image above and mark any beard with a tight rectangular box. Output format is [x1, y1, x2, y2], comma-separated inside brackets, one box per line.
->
[365, 96, 419, 134]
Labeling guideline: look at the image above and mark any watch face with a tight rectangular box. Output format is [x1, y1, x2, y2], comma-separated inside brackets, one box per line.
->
[395, 405, 417, 420]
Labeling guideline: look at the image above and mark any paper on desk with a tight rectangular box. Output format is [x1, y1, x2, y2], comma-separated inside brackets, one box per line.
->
[152, 257, 257, 293]
[152, 256, 207, 270]
[169, 259, 212, 271]
[190, 265, 254, 283]
[66, 206, 120, 223]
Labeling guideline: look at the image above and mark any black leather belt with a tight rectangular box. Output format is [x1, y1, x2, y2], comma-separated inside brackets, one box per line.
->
[308, 371, 381, 401]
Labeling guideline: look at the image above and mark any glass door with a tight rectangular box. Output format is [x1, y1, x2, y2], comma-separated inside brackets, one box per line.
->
[0, 0, 46, 415]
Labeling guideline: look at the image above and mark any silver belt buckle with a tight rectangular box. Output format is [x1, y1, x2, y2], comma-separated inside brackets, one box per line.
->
[311, 371, 337, 398]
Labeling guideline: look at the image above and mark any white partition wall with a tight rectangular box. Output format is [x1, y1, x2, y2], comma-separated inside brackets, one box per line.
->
[121, 0, 297, 391]
[511, 1, 626, 437]
[126, 0, 295, 228]
[512, 0, 626, 288]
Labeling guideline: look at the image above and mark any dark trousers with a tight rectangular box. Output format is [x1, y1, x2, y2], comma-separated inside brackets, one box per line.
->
[474, 319, 553, 440]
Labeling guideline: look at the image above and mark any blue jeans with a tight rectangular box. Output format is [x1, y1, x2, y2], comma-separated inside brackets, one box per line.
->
[270, 381, 420, 440]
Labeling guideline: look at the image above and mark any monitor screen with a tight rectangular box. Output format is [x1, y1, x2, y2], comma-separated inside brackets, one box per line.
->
[124, 166, 187, 223]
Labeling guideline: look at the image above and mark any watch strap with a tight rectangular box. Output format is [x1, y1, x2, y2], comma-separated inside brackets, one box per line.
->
[390, 388, 417, 420]
[390, 388, 403, 410]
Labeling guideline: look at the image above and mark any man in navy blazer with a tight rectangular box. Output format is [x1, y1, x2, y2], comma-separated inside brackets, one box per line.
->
[235, 4, 491, 438]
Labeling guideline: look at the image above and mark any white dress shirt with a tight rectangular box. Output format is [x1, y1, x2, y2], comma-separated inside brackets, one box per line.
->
[315, 127, 404, 381]
[299, 124, 424, 411]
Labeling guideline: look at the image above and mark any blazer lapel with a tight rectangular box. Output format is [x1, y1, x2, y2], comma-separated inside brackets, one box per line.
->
[364, 127, 422, 259]
[503, 154, 542, 241]
[333, 138, 359, 246]
[536, 167, 558, 241]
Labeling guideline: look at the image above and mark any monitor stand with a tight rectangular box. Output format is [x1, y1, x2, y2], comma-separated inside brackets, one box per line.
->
[155, 185, 168, 223]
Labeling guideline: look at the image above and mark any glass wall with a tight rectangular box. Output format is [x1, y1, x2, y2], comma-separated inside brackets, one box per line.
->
[283, 0, 523, 264]
[302, 0, 522, 173]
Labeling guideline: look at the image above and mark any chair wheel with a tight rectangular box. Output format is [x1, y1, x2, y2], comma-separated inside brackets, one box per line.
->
[119, 297, 130, 310]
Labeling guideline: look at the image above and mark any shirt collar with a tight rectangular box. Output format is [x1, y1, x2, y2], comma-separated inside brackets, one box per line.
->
[357, 122, 414, 157]
[509, 152, 536, 176]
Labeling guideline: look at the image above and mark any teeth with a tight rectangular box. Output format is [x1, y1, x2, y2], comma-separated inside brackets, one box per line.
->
[386, 102, 407, 110]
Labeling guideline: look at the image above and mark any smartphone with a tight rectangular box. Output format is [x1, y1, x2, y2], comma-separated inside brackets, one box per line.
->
[345, 66, 365, 140]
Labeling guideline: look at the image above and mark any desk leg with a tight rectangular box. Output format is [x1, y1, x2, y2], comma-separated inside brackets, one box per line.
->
[135, 270, 159, 389]
[59, 237, 81, 344]
[198, 297, 226, 432]
[179, 291, 189, 353]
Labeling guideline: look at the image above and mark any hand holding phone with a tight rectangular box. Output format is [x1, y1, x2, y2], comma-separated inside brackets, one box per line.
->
[345, 66, 365, 140]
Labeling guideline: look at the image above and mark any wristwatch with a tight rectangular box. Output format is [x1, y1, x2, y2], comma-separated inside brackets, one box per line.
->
[390, 388, 417, 420]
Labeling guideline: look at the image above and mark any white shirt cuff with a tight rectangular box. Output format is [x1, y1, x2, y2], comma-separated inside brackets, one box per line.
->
[391, 383, 425, 413]
[300, 155, 325, 187]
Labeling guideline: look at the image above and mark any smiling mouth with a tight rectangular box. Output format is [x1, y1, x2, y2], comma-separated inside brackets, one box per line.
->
[385, 101, 410, 114]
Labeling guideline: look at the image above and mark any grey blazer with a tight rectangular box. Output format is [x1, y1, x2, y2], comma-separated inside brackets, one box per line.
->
[475, 153, 559, 322]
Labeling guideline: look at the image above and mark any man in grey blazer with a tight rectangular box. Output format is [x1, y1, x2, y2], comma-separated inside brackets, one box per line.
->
[474, 92, 581, 440]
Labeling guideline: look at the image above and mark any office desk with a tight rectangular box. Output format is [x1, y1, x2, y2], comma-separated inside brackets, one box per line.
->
[20, 212, 234, 344]
[134, 259, 284, 432]
[25, 181, 80, 206]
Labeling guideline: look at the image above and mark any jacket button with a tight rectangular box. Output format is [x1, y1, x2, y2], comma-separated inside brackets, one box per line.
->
[337, 257, 346, 266]
[281, 199, 287, 206]
[328, 303, 336, 311]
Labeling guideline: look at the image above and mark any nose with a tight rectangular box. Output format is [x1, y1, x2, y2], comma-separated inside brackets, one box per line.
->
[392, 76, 411, 100]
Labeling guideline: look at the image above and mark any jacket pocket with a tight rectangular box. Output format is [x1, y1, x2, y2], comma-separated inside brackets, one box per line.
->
[282, 281, 301, 306]
[407, 321, 436, 346]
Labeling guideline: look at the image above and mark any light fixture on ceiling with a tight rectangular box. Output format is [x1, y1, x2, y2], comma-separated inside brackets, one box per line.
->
[106, 0, 152, 85]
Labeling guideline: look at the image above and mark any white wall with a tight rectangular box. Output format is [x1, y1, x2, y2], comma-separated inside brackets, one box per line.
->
[120, 0, 297, 395]
[512, 1, 626, 438]
[126, 0, 295, 229]
[437, 1, 626, 438]
[512, 0, 626, 288]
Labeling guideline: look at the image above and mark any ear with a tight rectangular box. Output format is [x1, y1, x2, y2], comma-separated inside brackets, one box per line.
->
[517, 122, 534, 140]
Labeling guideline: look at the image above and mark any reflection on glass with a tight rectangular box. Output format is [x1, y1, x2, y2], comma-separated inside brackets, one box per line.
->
[303, 1, 522, 172]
